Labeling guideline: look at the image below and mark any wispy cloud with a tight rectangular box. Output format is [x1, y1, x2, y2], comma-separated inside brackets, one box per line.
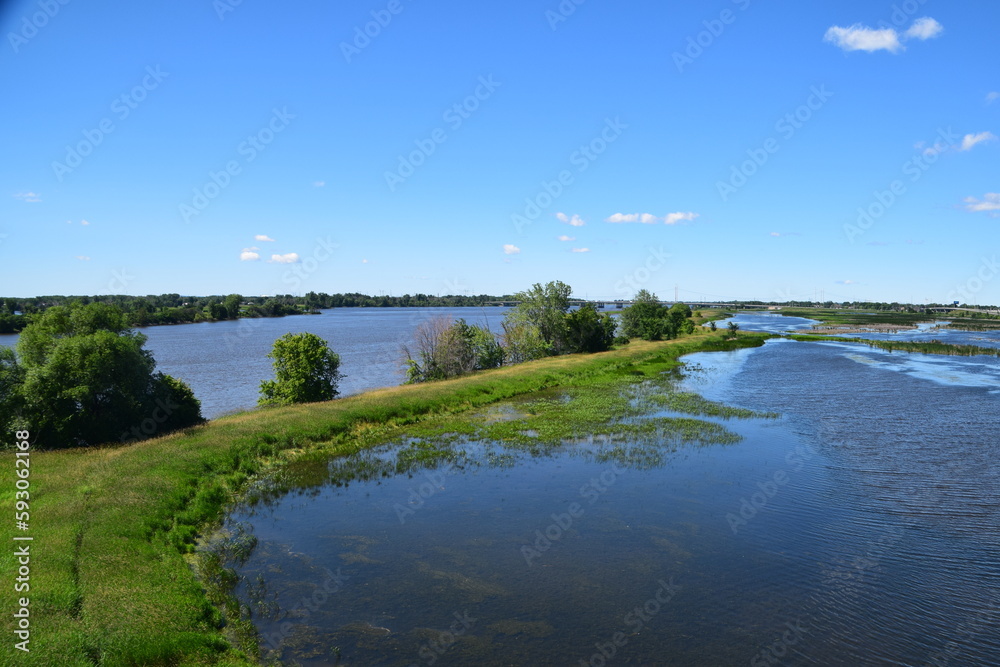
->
[835, 279, 857, 285]
[81, 219, 90, 226]
[255, 234, 275, 242]
[503, 244, 521, 255]
[75, 255, 91, 261]
[313, 181, 326, 187]
[556, 212, 586, 226]
[964, 193, 1000, 216]
[770, 232, 782, 237]
[13, 192, 40, 203]
[607, 212, 698, 225]
[664, 211, 698, 225]
[960, 131, 997, 151]
[240, 247, 260, 261]
[824, 17, 942, 53]
[362, 258, 369, 264]
[557, 235, 576, 241]
[571, 247, 590, 253]
[904, 17, 943, 40]
[988, 92, 1000, 105]
[269, 253, 300, 264]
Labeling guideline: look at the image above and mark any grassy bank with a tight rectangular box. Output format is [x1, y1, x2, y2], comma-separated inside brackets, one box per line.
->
[787, 334, 1000, 358]
[775, 307, 1000, 332]
[1, 331, 768, 666]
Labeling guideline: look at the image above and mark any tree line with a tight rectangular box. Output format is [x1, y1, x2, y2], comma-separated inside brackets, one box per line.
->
[0, 292, 516, 333]
[0, 281, 706, 449]
[402, 282, 701, 383]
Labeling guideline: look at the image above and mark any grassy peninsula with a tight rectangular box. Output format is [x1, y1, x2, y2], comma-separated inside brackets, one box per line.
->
[1, 331, 768, 666]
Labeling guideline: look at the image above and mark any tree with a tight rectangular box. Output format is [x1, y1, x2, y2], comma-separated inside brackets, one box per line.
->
[223, 294, 242, 319]
[709, 321, 717, 331]
[500, 319, 548, 364]
[727, 321, 740, 335]
[564, 305, 617, 353]
[620, 290, 667, 341]
[259, 332, 342, 405]
[503, 281, 572, 355]
[404, 317, 502, 383]
[10, 303, 202, 448]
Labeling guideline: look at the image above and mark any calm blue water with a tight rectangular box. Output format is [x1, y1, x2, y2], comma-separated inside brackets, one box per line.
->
[218, 331, 1000, 666]
[0, 307, 509, 419]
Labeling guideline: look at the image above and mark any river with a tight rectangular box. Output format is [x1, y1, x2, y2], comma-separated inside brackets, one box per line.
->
[0, 307, 510, 419]
[204, 312, 1000, 665]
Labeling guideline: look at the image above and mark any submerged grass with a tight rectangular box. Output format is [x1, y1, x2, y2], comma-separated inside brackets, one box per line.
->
[787, 334, 1000, 358]
[0, 330, 769, 666]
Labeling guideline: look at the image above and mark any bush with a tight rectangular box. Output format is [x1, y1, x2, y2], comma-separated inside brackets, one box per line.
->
[259, 332, 342, 405]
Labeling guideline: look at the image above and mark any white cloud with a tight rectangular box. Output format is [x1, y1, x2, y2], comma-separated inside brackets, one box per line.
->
[313, 181, 326, 187]
[269, 253, 300, 264]
[904, 17, 943, 40]
[964, 193, 1000, 215]
[639, 213, 659, 224]
[362, 258, 369, 264]
[605, 213, 638, 223]
[824, 24, 902, 53]
[255, 234, 275, 242]
[80, 219, 90, 226]
[960, 131, 997, 151]
[556, 212, 585, 226]
[770, 232, 782, 237]
[13, 192, 40, 203]
[664, 211, 698, 225]
[240, 248, 261, 261]
[824, 18, 942, 53]
[571, 247, 590, 253]
[75, 255, 90, 261]
[503, 244, 520, 255]
[988, 92, 1000, 105]
[557, 235, 576, 241]
[836, 279, 857, 285]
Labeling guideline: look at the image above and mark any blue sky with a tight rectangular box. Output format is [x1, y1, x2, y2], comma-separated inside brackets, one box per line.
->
[1, 0, 997, 304]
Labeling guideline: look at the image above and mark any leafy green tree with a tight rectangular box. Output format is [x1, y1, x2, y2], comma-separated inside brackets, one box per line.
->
[503, 280, 573, 355]
[564, 305, 617, 353]
[500, 319, 549, 364]
[259, 332, 342, 405]
[0, 347, 25, 438]
[709, 321, 717, 331]
[727, 321, 740, 335]
[620, 290, 667, 341]
[404, 318, 502, 383]
[209, 302, 228, 320]
[11, 303, 202, 448]
[223, 294, 242, 319]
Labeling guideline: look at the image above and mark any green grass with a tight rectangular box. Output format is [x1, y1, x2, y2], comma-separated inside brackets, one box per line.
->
[0, 331, 769, 666]
[774, 306, 1000, 332]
